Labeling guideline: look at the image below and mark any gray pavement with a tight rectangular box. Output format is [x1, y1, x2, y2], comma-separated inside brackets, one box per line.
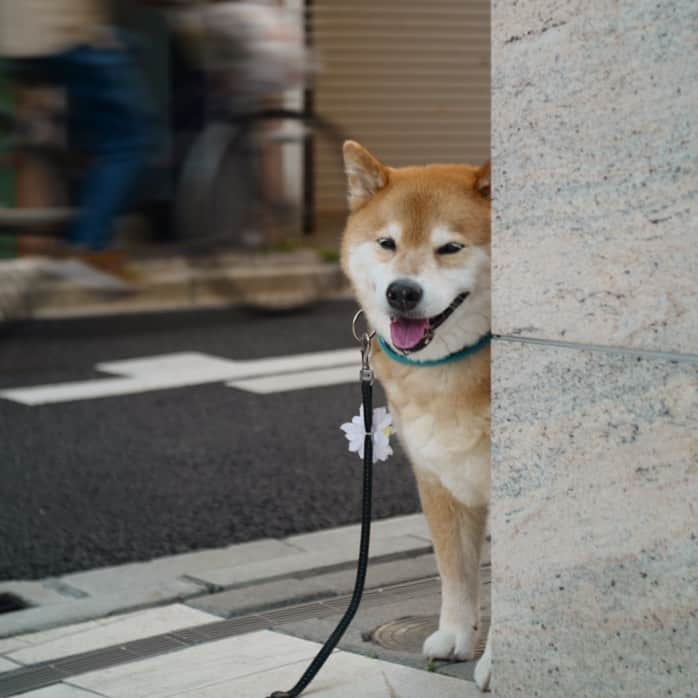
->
[0, 514, 490, 697]
[0, 259, 43, 324]
[1, 249, 350, 320]
[0, 514, 432, 637]
[0, 262, 488, 695]
[0, 301, 421, 581]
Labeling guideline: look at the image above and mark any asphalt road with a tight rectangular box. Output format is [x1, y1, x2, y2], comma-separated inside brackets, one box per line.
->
[0, 301, 420, 581]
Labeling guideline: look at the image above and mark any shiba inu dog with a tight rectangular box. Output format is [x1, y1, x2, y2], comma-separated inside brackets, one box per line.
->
[340, 141, 492, 691]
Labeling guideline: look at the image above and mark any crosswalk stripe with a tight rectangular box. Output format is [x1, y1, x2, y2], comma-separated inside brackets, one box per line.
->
[0, 349, 359, 405]
[228, 365, 359, 394]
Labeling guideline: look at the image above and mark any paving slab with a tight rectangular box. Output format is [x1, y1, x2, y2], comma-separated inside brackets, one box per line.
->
[0, 636, 31, 656]
[286, 513, 430, 553]
[0, 657, 19, 673]
[70, 630, 319, 698]
[66, 629, 477, 698]
[188, 578, 336, 618]
[0, 581, 80, 607]
[189, 553, 438, 618]
[0, 579, 203, 639]
[3, 604, 216, 666]
[181, 643, 479, 698]
[307, 552, 438, 595]
[194, 535, 430, 588]
[13, 685, 103, 698]
[61, 539, 300, 597]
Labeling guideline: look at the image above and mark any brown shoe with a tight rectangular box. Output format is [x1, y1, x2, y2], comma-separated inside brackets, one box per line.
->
[76, 250, 140, 283]
[16, 235, 65, 258]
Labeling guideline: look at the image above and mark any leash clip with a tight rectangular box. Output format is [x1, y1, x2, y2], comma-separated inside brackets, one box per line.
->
[360, 335, 374, 385]
[352, 309, 376, 385]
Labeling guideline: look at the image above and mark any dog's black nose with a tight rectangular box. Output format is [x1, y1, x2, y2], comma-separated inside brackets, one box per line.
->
[386, 279, 423, 312]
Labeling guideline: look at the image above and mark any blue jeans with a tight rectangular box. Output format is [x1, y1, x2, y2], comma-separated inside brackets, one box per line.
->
[37, 40, 156, 250]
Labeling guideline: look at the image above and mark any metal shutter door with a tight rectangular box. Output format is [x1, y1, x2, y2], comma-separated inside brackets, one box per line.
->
[310, 0, 490, 231]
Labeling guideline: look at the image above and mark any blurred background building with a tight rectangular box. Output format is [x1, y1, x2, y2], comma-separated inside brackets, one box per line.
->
[309, 0, 490, 231]
[0, 0, 490, 256]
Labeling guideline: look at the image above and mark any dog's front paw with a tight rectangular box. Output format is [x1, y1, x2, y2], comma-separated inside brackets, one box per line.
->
[473, 648, 491, 691]
[423, 626, 476, 661]
[473, 629, 491, 691]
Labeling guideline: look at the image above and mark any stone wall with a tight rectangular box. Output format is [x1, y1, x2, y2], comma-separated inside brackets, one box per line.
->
[490, 1, 697, 696]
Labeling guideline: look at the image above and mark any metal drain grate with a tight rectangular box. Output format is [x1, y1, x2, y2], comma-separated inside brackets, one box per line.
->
[0, 666, 64, 697]
[52, 646, 135, 676]
[121, 635, 187, 659]
[168, 627, 211, 645]
[262, 602, 335, 624]
[194, 615, 268, 640]
[0, 574, 443, 698]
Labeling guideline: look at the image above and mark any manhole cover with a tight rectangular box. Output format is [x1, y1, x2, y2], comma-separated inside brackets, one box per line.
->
[366, 615, 437, 654]
[366, 615, 489, 658]
[0, 592, 29, 614]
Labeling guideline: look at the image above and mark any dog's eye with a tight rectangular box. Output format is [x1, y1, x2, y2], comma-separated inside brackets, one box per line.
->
[377, 237, 396, 251]
[436, 242, 465, 255]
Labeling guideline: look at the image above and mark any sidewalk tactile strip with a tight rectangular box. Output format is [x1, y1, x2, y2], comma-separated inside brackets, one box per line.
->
[262, 602, 335, 623]
[0, 667, 63, 698]
[321, 577, 441, 611]
[293, 547, 433, 580]
[0, 574, 446, 697]
[169, 627, 211, 645]
[53, 647, 136, 675]
[195, 616, 268, 640]
[124, 635, 187, 658]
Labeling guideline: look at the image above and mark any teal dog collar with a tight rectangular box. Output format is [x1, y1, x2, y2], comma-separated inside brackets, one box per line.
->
[377, 332, 492, 367]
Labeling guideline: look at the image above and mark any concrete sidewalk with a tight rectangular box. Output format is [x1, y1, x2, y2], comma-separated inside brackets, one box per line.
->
[0, 514, 490, 697]
[0, 248, 350, 323]
[0, 258, 44, 324]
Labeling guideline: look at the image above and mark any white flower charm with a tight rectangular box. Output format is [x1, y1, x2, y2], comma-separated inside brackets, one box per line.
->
[340, 405, 393, 464]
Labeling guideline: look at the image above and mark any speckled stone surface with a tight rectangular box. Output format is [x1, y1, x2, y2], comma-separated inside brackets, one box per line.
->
[490, 340, 698, 697]
[491, 0, 698, 354]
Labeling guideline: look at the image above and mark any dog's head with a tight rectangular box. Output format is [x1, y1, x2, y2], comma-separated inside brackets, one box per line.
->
[340, 141, 491, 362]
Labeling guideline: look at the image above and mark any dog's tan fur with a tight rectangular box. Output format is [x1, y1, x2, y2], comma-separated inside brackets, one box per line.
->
[340, 141, 492, 690]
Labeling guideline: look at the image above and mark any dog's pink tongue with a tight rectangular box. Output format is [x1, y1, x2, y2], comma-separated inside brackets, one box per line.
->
[390, 318, 429, 350]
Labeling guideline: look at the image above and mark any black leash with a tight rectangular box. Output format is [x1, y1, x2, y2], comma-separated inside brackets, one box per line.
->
[267, 312, 375, 698]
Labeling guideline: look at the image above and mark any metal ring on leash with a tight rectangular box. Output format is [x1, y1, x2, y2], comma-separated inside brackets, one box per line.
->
[352, 310, 376, 384]
[351, 309, 376, 343]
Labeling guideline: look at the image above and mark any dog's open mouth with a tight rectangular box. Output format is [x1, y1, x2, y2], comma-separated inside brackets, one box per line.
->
[390, 292, 469, 353]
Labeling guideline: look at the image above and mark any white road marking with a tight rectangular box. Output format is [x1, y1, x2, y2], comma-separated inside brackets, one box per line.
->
[228, 365, 359, 394]
[0, 349, 359, 405]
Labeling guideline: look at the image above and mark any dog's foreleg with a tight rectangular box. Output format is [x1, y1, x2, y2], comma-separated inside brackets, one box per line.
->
[416, 471, 487, 662]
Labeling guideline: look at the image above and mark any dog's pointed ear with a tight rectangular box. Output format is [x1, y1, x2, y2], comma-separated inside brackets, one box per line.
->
[343, 140, 389, 211]
[474, 160, 491, 199]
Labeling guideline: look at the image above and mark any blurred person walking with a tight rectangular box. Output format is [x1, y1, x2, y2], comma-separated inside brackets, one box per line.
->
[0, 0, 156, 276]
[161, 0, 312, 247]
